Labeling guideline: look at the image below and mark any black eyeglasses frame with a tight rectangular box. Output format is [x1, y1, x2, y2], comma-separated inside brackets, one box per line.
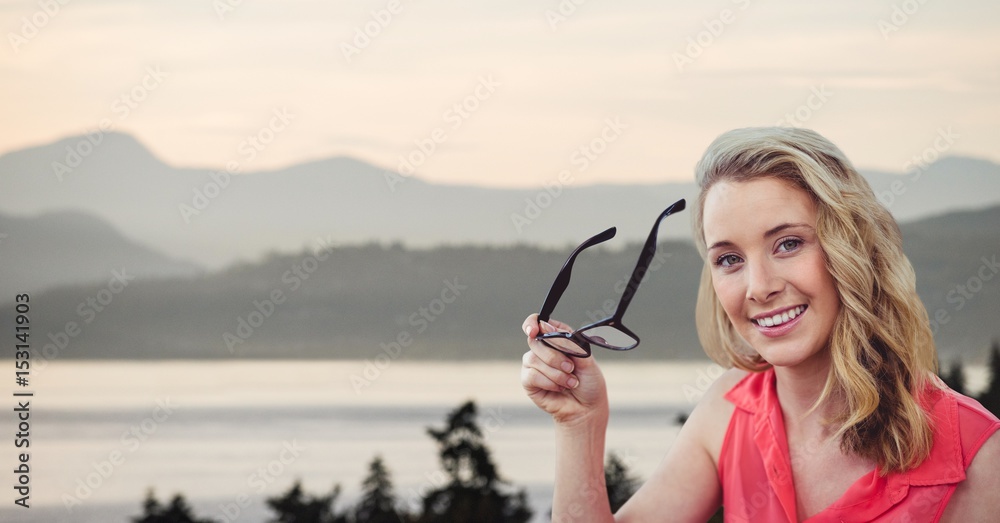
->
[536, 198, 686, 358]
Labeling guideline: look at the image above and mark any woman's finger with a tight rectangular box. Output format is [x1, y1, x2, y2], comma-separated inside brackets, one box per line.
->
[546, 318, 574, 332]
[524, 315, 581, 364]
[520, 365, 564, 394]
[522, 350, 579, 390]
[522, 314, 574, 338]
[522, 314, 542, 337]
[527, 328, 584, 367]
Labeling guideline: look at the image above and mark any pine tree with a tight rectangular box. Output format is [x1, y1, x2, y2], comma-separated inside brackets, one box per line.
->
[266, 480, 345, 523]
[131, 490, 214, 523]
[134, 489, 162, 522]
[604, 452, 640, 513]
[941, 358, 966, 395]
[977, 339, 1000, 418]
[353, 455, 408, 523]
[416, 400, 532, 523]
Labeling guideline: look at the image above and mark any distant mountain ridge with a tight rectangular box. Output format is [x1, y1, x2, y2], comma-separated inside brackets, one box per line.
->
[3, 203, 998, 362]
[1, 132, 999, 271]
[0, 210, 202, 297]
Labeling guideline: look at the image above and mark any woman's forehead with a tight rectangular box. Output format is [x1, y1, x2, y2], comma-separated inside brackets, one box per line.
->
[702, 178, 816, 245]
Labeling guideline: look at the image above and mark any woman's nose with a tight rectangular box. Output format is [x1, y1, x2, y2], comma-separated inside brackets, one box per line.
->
[745, 259, 783, 303]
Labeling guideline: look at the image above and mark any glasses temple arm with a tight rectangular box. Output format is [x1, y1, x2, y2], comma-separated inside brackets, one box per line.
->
[611, 199, 686, 321]
[538, 227, 616, 322]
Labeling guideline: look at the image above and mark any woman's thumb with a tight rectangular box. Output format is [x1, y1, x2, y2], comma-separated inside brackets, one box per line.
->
[539, 320, 561, 334]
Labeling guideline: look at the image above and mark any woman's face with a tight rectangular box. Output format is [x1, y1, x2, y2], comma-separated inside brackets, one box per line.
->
[702, 177, 840, 369]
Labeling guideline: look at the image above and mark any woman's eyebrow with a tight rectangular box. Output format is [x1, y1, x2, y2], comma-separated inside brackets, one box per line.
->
[707, 223, 812, 252]
[763, 222, 811, 238]
[706, 239, 735, 252]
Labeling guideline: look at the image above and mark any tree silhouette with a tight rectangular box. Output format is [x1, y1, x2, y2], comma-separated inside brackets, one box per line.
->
[131, 489, 214, 523]
[266, 480, 346, 523]
[941, 358, 966, 395]
[978, 339, 1000, 418]
[353, 455, 410, 523]
[416, 400, 532, 523]
[604, 452, 640, 513]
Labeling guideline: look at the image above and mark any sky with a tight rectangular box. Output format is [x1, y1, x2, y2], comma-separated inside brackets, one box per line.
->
[1, 0, 998, 187]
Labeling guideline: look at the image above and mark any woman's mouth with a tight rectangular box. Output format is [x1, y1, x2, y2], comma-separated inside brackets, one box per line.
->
[752, 305, 807, 327]
[751, 305, 807, 337]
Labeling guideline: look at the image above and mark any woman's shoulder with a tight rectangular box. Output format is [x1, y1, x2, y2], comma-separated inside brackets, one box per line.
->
[684, 367, 750, 462]
[939, 425, 1000, 521]
[922, 379, 1000, 521]
[701, 366, 752, 406]
[938, 385, 1000, 466]
[699, 366, 772, 417]
[945, 386, 1000, 429]
[923, 377, 1000, 459]
[686, 366, 751, 423]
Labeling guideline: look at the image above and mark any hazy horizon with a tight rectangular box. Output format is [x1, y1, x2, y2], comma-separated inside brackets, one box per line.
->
[2, 1, 998, 188]
[7, 131, 1000, 191]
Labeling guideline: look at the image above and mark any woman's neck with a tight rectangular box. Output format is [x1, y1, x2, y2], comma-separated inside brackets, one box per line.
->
[772, 351, 841, 438]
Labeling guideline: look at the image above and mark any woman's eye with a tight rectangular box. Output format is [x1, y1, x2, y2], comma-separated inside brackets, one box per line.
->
[716, 254, 742, 267]
[777, 238, 802, 252]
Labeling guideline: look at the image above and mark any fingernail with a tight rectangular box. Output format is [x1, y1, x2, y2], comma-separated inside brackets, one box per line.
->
[561, 361, 573, 373]
[567, 377, 579, 388]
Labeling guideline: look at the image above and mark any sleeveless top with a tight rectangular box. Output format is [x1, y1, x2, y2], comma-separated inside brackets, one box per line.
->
[718, 368, 1000, 522]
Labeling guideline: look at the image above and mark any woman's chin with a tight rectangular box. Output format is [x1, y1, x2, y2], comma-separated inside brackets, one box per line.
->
[749, 338, 827, 370]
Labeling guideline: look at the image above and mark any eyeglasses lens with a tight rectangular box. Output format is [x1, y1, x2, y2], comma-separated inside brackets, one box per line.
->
[578, 325, 637, 349]
[540, 335, 589, 357]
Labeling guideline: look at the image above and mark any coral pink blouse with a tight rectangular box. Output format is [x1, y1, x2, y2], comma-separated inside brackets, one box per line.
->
[718, 369, 1000, 522]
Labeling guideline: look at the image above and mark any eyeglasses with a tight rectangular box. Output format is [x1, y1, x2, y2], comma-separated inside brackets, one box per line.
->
[536, 199, 686, 358]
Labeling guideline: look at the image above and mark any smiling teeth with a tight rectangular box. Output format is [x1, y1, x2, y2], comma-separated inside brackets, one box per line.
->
[755, 305, 805, 327]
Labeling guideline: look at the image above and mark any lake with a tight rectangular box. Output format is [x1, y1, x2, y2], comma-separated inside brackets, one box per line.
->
[0, 360, 987, 523]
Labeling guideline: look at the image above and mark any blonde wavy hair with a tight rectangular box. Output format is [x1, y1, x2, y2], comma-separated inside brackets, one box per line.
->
[692, 127, 937, 473]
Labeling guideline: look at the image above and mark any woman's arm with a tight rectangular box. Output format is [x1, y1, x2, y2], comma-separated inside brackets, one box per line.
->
[551, 413, 615, 522]
[939, 429, 1000, 522]
[614, 368, 743, 522]
[521, 315, 742, 522]
[522, 315, 615, 522]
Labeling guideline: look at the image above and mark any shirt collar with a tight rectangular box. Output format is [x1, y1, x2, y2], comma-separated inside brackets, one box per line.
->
[725, 368, 965, 522]
[725, 369, 963, 485]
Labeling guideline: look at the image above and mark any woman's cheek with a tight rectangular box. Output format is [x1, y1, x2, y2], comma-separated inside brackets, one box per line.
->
[714, 278, 743, 323]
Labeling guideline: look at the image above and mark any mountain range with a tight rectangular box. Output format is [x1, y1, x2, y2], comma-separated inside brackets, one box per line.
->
[1, 204, 997, 363]
[0, 132, 998, 362]
[2, 132, 999, 271]
[0, 210, 200, 298]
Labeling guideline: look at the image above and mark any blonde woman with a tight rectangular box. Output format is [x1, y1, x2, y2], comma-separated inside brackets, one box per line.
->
[520, 127, 1000, 522]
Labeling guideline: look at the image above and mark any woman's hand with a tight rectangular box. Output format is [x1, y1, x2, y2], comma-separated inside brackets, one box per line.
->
[520, 314, 609, 426]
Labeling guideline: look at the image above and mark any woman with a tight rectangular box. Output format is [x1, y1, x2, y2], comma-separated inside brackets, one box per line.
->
[520, 127, 1000, 522]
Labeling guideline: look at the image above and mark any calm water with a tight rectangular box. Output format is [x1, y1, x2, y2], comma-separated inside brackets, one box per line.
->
[0, 360, 987, 523]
